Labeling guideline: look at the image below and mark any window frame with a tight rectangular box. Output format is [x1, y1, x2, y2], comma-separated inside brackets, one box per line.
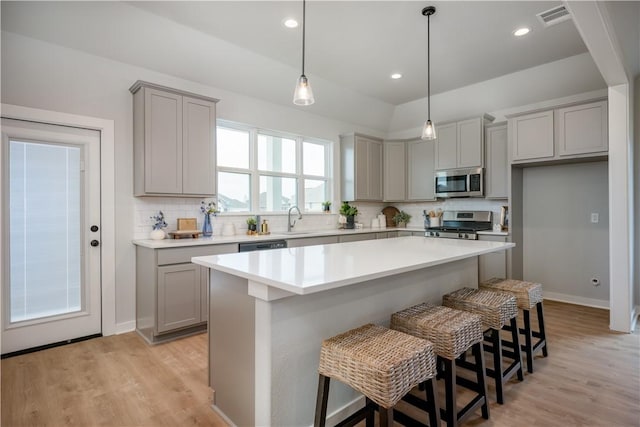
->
[216, 120, 332, 214]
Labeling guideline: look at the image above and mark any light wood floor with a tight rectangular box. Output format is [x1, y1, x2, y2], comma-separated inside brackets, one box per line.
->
[2, 301, 639, 427]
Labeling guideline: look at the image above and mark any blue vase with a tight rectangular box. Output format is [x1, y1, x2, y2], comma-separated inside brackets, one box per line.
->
[202, 214, 213, 237]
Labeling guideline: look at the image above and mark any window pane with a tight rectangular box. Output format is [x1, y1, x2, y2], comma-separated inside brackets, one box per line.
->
[217, 172, 250, 212]
[217, 127, 249, 169]
[257, 134, 296, 174]
[9, 141, 82, 322]
[304, 179, 327, 212]
[259, 176, 297, 212]
[303, 141, 326, 177]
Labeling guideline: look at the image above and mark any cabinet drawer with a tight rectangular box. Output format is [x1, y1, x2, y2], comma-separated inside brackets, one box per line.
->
[157, 243, 238, 265]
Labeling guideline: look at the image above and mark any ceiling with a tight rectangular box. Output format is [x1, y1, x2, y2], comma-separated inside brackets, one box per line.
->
[129, 1, 588, 105]
[1, 1, 589, 108]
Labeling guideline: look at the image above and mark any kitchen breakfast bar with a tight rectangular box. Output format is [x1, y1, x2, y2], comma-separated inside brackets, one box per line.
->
[192, 236, 514, 427]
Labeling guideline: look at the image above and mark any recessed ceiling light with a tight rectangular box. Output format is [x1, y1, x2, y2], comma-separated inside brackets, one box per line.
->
[513, 27, 531, 37]
[391, 73, 403, 79]
[283, 18, 299, 29]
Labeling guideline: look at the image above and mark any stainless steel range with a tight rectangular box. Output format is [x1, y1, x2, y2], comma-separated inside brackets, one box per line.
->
[425, 210, 492, 240]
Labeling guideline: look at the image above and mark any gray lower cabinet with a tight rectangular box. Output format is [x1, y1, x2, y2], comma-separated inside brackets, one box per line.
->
[478, 235, 508, 282]
[157, 264, 201, 333]
[136, 243, 237, 343]
[286, 236, 339, 247]
[338, 233, 377, 243]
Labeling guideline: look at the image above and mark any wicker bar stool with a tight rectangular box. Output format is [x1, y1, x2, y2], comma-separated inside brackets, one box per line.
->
[314, 323, 440, 427]
[391, 303, 489, 427]
[442, 288, 523, 405]
[480, 278, 548, 373]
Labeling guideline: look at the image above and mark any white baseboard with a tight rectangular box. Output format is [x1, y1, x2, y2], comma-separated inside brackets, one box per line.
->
[543, 291, 609, 309]
[305, 395, 365, 427]
[632, 306, 639, 332]
[114, 320, 136, 335]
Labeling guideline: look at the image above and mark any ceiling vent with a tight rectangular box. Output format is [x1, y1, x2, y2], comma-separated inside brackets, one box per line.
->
[536, 5, 571, 27]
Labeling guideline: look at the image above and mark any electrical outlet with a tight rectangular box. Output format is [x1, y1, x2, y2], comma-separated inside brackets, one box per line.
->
[590, 213, 599, 223]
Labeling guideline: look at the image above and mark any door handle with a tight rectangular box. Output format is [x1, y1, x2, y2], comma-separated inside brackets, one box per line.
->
[90, 225, 99, 232]
[90, 240, 100, 247]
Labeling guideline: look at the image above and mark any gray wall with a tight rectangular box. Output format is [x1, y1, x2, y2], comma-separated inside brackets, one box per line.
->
[523, 162, 609, 305]
[636, 75, 640, 309]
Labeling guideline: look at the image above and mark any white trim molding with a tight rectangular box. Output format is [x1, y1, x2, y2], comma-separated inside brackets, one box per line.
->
[0, 103, 117, 336]
[543, 292, 609, 310]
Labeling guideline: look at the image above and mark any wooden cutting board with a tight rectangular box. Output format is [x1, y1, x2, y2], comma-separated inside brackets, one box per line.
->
[168, 230, 202, 239]
[381, 206, 400, 228]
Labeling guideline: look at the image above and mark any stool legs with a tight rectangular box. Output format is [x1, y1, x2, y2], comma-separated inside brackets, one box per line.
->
[490, 328, 504, 404]
[520, 302, 548, 373]
[315, 374, 330, 427]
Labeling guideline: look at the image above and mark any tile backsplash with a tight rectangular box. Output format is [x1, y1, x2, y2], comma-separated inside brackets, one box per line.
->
[133, 197, 507, 240]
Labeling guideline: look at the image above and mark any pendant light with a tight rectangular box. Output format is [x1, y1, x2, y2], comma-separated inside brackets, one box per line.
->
[293, 0, 315, 105]
[421, 6, 436, 140]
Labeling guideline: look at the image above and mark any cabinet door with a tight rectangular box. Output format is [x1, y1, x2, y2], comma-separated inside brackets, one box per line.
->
[182, 96, 216, 195]
[485, 125, 508, 199]
[407, 139, 435, 200]
[511, 110, 554, 161]
[383, 141, 406, 201]
[354, 137, 369, 200]
[368, 139, 383, 200]
[338, 233, 375, 243]
[557, 100, 608, 156]
[434, 122, 457, 170]
[144, 88, 183, 193]
[286, 236, 339, 248]
[157, 264, 201, 333]
[457, 117, 483, 168]
[200, 266, 209, 323]
[478, 235, 507, 283]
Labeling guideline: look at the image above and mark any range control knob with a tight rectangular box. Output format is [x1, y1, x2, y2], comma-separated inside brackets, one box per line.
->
[435, 232, 440, 237]
[464, 233, 469, 239]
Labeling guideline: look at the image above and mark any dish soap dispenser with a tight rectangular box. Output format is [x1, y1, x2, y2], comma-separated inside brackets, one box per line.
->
[261, 219, 269, 234]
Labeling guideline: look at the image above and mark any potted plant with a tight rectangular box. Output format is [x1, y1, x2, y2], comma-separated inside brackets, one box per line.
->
[321, 201, 332, 213]
[246, 216, 258, 233]
[339, 201, 358, 229]
[392, 211, 411, 228]
[200, 200, 219, 237]
[149, 211, 167, 240]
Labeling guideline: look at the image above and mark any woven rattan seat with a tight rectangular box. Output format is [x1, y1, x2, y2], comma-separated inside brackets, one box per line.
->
[315, 324, 440, 427]
[479, 278, 548, 374]
[318, 323, 436, 409]
[443, 287, 517, 330]
[390, 303, 490, 426]
[390, 303, 483, 360]
[480, 278, 543, 310]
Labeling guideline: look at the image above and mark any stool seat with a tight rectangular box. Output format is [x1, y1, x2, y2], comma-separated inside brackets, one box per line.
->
[391, 303, 489, 427]
[319, 323, 436, 409]
[391, 303, 483, 360]
[480, 278, 543, 310]
[443, 287, 517, 330]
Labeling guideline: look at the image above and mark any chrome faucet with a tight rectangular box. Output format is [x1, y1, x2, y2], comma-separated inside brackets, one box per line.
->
[287, 205, 302, 232]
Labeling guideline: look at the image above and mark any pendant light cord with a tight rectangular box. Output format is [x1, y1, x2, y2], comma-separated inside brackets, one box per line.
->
[302, 0, 306, 76]
[427, 11, 431, 121]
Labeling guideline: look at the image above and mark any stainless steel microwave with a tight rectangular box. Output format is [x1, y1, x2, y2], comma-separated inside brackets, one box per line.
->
[434, 167, 484, 198]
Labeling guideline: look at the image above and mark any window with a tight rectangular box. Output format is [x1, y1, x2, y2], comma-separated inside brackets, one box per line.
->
[216, 122, 331, 213]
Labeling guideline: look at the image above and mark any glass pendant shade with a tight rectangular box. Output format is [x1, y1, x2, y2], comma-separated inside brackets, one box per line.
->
[422, 119, 436, 140]
[293, 75, 315, 105]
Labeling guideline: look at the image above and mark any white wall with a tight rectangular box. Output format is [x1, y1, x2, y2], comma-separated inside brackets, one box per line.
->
[523, 162, 609, 307]
[387, 52, 606, 138]
[0, 31, 384, 330]
[636, 75, 640, 309]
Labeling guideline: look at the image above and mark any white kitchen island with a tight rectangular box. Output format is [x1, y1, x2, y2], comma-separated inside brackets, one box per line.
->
[192, 236, 514, 427]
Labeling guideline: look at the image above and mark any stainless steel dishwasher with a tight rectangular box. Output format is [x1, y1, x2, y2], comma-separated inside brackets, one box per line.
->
[238, 240, 287, 252]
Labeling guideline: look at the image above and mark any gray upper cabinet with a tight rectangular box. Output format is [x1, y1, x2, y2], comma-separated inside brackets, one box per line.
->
[407, 139, 436, 201]
[510, 110, 554, 162]
[383, 141, 406, 202]
[131, 81, 219, 197]
[557, 100, 608, 156]
[485, 123, 508, 199]
[509, 99, 607, 165]
[341, 133, 383, 201]
[435, 115, 493, 170]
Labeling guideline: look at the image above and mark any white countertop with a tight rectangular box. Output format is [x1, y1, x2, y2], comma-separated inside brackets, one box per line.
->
[132, 227, 424, 249]
[192, 236, 514, 296]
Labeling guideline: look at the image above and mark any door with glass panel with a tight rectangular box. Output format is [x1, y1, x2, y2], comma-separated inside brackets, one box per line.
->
[1, 118, 101, 355]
